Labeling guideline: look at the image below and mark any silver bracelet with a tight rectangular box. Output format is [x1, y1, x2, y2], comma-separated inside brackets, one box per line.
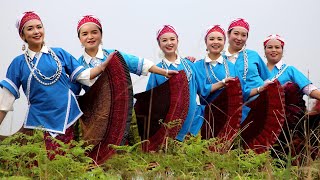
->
[257, 86, 261, 93]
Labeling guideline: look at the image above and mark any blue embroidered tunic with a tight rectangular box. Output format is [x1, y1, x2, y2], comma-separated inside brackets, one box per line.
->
[194, 55, 250, 105]
[146, 58, 204, 141]
[269, 62, 311, 89]
[227, 49, 270, 122]
[0, 47, 85, 134]
[73, 48, 147, 94]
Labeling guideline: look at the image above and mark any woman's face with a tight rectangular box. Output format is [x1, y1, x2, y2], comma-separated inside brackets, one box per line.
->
[227, 27, 248, 52]
[264, 39, 283, 64]
[206, 31, 225, 55]
[79, 23, 102, 51]
[20, 19, 44, 50]
[158, 32, 178, 56]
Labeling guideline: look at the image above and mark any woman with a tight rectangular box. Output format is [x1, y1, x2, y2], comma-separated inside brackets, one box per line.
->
[75, 15, 178, 147]
[74, 15, 178, 94]
[194, 25, 264, 104]
[225, 18, 271, 121]
[194, 25, 263, 144]
[264, 34, 320, 161]
[145, 25, 204, 141]
[265, 34, 320, 98]
[0, 12, 114, 149]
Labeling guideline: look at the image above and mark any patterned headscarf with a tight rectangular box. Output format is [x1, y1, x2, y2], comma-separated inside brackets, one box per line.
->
[228, 18, 250, 32]
[205, 25, 226, 41]
[77, 15, 102, 33]
[263, 34, 285, 47]
[156, 25, 178, 41]
[16, 11, 42, 34]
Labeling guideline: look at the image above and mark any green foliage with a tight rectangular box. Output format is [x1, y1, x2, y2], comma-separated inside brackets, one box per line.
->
[0, 131, 107, 179]
[0, 131, 319, 179]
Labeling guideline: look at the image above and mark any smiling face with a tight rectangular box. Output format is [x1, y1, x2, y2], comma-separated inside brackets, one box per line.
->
[158, 32, 178, 56]
[20, 19, 44, 51]
[78, 23, 102, 52]
[227, 27, 248, 52]
[264, 39, 283, 65]
[205, 31, 225, 56]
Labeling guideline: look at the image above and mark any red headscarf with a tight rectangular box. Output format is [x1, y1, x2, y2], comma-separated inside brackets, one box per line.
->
[205, 25, 226, 41]
[16, 11, 42, 34]
[263, 34, 285, 47]
[156, 25, 178, 41]
[228, 18, 250, 32]
[77, 15, 102, 33]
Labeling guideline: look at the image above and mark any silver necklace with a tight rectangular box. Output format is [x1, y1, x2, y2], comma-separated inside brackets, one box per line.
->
[242, 49, 248, 81]
[205, 56, 230, 84]
[270, 64, 288, 81]
[25, 48, 62, 86]
[224, 49, 248, 81]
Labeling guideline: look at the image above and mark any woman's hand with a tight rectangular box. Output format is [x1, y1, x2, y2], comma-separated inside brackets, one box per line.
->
[222, 77, 236, 85]
[149, 65, 179, 78]
[165, 69, 179, 78]
[259, 80, 274, 92]
[185, 56, 196, 62]
[100, 51, 117, 71]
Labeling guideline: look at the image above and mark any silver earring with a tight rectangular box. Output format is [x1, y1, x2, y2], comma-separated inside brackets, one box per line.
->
[22, 43, 26, 51]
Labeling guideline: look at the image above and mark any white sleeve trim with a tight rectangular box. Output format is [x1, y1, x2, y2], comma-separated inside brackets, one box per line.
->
[3, 78, 20, 98]
[0, 87, 15, 111]
[302, 84, 318, 96]
[70, 66, 84, 81]
[76, 68, 97, 87]
[142, 58, 155, 76]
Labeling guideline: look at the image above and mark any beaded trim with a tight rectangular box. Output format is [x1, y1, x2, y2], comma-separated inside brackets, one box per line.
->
[24, 48, 62, 86]
[224, 48, 248, 81]
[270, 64, 288, 81]
[242, 49, 249, 81]
[204, 56, 230, 84]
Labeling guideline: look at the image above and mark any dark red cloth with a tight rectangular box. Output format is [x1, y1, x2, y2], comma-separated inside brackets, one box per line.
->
[44, 126, 74, 160]
[77, 51, 132, 165]
[134, 71, 189, 152]
[241, 80, 285, 154]
[201, 78, 242, 152]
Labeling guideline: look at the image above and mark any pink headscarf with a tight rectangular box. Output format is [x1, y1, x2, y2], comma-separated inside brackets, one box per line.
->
[156, 25, 178, 41]
[228, 18, 250, 32]
[77, 15, 102, 33]
[16, 11, 42, 34]
[263, 34, 285, 47]
[205, 25, 226, 41]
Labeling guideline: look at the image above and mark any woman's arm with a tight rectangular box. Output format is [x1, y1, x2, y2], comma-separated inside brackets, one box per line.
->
[89, 52, 116, 79]
[210, 77, 235, 93]
[310, 89, 320, 100]
[249, 80, 274, 97]
[148, 65, 178, 78]
[0, 111, 7, 125]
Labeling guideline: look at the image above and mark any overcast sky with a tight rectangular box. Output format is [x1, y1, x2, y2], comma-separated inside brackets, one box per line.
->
[1, 0, 320, 122]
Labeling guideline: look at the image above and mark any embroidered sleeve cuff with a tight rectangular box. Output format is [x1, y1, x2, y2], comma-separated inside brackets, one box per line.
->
[0, 87, 15, 111]
[71, 66, 85, 82]
[141, 58, 155, 76]
[0, 78, 20, 99]
[302, 84, 318, 96]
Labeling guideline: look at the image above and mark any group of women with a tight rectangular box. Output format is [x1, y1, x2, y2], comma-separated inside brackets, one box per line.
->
[0, 11, 319, 158]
